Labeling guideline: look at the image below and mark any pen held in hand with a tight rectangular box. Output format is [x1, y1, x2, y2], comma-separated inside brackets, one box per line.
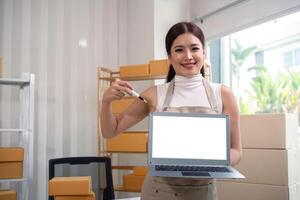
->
[131, 90, 148, 104]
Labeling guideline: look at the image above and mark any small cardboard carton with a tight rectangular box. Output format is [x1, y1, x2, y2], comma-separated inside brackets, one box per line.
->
[0, 147, 24, 179]
[120, 64, 149, 77]
[149, 59, 169, 76]
[106, 132, 148, 153]
[0, 190, 16, 200]
[123, 174, 146, 192]
[133, 166, 148, 176]
[49, 176, 92, 196]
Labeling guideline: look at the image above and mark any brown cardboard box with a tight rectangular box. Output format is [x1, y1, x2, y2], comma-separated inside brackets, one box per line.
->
[0, 162, 23, 179]
[123, 174, 146, 192]
[0, 147, 24, 161]
[240, 114, 299, 149]
[228, 149, 299, 186]
[106, 132, 148, 153]
[54, 192, 95, 200]
[133, 166, 148, 176]
[149, 59, 169, 76]
[217, 181, 299, 200]
[49, 176, 92, 196]
[112, 97, 135, 114]
[0, 190, 16, 200]
[120, 64, 149, 77]
[0, 147, 24, 179]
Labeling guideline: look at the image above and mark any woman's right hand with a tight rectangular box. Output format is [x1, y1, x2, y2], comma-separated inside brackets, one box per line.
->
[102, 78, 133, 104]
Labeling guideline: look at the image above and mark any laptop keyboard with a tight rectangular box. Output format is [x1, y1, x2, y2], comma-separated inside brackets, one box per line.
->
[155, 165, 231, 173]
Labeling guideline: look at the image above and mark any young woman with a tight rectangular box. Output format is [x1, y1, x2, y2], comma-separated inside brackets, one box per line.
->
[100, 22, 242, 200]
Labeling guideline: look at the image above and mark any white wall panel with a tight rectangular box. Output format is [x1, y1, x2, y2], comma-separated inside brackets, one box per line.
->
[0, 0, 118, 199]
[191, 0, 300, 40]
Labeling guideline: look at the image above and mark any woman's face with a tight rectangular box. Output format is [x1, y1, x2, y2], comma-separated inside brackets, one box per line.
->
[168, 33, 205, 77]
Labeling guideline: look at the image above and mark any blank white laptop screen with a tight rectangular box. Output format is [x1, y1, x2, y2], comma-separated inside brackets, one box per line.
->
[152, 115, 227, 160]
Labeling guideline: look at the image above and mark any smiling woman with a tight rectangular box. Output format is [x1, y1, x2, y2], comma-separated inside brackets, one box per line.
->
[100, 22, 242, 200]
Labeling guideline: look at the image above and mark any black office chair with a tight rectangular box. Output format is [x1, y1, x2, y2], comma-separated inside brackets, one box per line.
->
[49, 156, 115, 200]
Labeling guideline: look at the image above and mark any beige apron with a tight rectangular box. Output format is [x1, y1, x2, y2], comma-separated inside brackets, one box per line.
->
[141, 78, 219, 200]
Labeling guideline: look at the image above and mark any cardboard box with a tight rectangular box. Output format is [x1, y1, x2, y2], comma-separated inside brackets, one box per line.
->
[0, 162, 23, 179]
[228, 149, 300, 186]
[0, 190, 16, 200]
[54, 192, 95, 200]
[120, 64, 149, 77]
[0, 147, 24, 161]
[123, 174, 146, 192]
[149, 59, 169, 76]
[217, 181, 299, 200]
[112, 97, 135, 114]
[106, 132, 148, 153]
[49, 176, 92, 196]
[240, 114, 299, 149]
[0, 147, 24, 179]
[133, 166, 148, 176]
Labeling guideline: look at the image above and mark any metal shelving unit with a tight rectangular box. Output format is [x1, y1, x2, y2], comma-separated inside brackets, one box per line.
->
[0, 73, 35, 200]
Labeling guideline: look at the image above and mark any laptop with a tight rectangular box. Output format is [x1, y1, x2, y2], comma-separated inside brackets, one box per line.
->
[148, 112, 244, 179]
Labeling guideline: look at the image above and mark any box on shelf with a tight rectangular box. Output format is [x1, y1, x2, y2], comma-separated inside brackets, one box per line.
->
[123, 173, 146, 192]
[0, 147, 24, 179]
[112, 97, 135, 114]
[0, 190, 16, 200]
[240, 113, 299, 149]
[149, 59, 169, 76]
[227, 149, 300, 186]
[217, 181, 300, 200]
[54, 192, 95, 200]
[49, 176, 92, 196]
[106, 132, 148, 153]
[120, 64, 149, 77]
[133, 166, 148, 176]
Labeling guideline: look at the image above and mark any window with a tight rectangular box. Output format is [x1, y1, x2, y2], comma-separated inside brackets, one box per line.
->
[295, 48, 300, 66]
[283, 51, 293, 68]
[208, 11, 300, 114]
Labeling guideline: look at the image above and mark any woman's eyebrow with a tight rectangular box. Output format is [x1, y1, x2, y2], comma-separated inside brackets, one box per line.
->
[191, 43, 201, 47]
[173, 45, 184, 49]
[173, 43, 201, 49]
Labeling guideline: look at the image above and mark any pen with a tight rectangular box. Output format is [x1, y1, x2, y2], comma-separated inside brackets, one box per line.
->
[131, 90, 148, 104]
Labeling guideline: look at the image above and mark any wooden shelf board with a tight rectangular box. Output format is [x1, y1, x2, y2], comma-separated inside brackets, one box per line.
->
[112, 165, 135, 170]
[99, 75, 166, 81]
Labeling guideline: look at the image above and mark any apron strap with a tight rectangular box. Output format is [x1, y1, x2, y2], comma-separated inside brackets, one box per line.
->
[162, 79, 175, 111]
[202, 78, 219, 113]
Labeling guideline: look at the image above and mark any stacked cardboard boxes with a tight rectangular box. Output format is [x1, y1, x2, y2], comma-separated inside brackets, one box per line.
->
[0, 190, 16, 200]
[0, 147, 24, 179]
[123, 166, 148, 192]
[118, 59, 169, 78]
[217, 113, 300, 200]
[49, 176, 95, 200]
